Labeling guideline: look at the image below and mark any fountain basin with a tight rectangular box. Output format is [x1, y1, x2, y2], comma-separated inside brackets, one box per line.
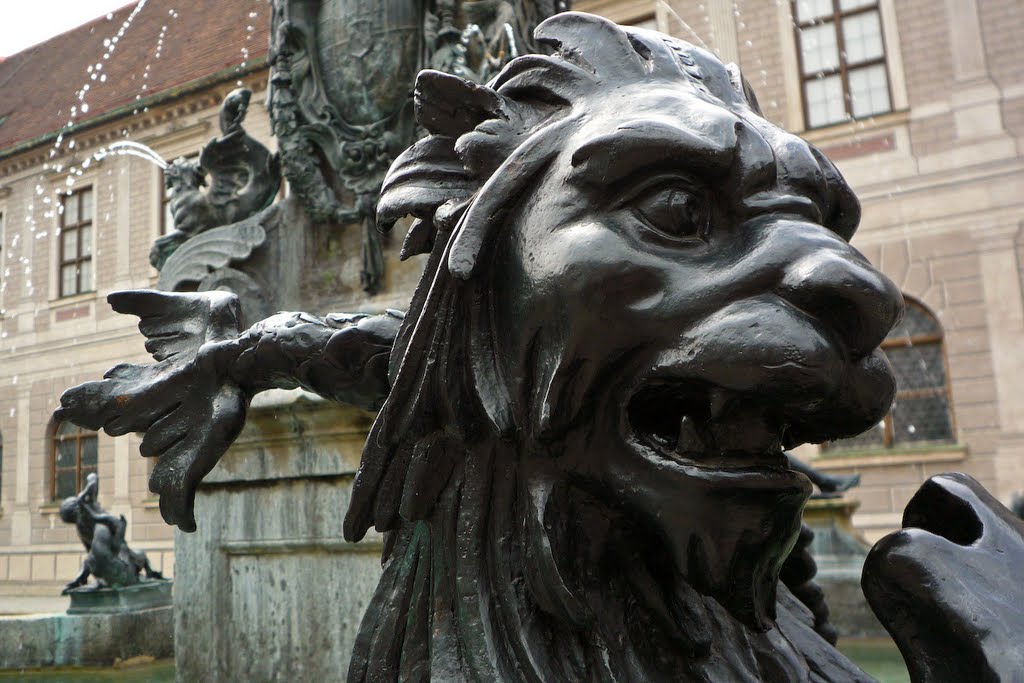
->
[0, 584, 173, 670]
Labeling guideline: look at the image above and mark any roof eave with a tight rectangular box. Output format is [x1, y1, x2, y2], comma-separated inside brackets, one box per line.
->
[0, 55, 268, 164]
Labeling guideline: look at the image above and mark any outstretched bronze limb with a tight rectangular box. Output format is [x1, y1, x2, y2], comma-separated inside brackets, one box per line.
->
[57, 290, 402, 531]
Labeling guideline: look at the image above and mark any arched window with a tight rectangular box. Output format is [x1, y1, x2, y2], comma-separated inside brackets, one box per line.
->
[828, 297, 955, 451]
[51, 421, 98, 500]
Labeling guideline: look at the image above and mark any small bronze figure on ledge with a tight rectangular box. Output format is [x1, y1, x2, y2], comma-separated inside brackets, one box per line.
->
[60, 473, 164, 594]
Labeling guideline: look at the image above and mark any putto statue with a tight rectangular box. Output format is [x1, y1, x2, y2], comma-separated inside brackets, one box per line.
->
[151, 88, 281, 272]
[59, 473, 164, 593]
[58, 12, 1024, 682]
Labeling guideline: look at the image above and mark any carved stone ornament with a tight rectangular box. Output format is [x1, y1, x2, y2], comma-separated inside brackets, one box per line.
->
[59, 473, 164, 593]
[58, 13, 1024, 682]
[266, 0, 570, 293]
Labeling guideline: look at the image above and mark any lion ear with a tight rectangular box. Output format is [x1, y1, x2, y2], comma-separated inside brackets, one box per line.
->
[534, 11, 648, 78]
[725, 63, 763, 115]
[377, 134, 478, 259]
[415, 70, 508, 137]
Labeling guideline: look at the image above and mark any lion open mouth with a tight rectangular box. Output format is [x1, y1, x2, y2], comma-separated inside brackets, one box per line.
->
[627, 381, 792, 471]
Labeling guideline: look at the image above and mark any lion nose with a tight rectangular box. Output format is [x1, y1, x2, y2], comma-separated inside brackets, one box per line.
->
[776, 248, 903, 358]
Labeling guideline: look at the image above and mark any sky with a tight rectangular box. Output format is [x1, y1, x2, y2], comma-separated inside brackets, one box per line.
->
[0, 0, 137, 57]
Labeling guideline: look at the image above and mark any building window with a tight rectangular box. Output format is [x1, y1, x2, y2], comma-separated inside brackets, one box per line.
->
[828, 298, 955, 452]
[792, 0, 892, 129]
[51, 421, 98, 500]
[58, 187, 94, 297]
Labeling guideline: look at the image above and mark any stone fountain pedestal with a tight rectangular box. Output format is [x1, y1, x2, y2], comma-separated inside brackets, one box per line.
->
[0, 581, 174, 669]
[804, 497, 887, 637]
[172, 391, 383, 682]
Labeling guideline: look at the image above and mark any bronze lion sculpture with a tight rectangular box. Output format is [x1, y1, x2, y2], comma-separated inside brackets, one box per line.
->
[58, 12, 1024, 682]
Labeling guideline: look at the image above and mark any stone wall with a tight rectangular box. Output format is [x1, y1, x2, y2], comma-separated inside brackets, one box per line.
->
[0, 606, 173, 668]
[173, 392, 383, 682]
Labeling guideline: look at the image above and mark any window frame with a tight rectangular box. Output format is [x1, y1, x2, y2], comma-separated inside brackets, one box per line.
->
[876, 299, 956, 447]
[57, 186, 95, 297]
[826, 297, 956, 452]
[50, 421, 98, 501]
[792, 0, 894, 129]
[0, 210, 4, 294]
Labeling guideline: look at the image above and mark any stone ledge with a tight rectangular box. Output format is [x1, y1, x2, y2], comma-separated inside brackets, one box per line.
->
[0, 605, 173, 669]
[800, 109, 910, 145]
[811, 445, 968, 470]
[66, 580, 172, 615]
[220, 538, 383, 555]
[47, 291, 97, 308]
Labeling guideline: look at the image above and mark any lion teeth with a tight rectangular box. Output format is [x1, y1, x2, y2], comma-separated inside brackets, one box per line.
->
[676, 415, 703, 456]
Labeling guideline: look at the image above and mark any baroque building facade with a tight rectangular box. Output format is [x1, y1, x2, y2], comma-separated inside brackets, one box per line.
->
[0, 0, 1021, 599]
[0, 0, 274, 594]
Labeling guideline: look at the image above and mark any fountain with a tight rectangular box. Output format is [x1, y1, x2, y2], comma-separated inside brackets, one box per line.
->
[0, 473, 173, 669]
[54, 9, 1024, 683]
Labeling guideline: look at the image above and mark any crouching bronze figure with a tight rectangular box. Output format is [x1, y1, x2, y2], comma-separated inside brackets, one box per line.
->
[57, 12, 1024, 682]
[60, 473, 164, 593]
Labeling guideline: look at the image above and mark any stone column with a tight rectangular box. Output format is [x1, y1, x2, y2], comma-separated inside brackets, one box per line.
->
[173, 392, 383, 681]
[10, 389, 31, 549]
[943, 0, 1008, 142]
[706, 0, 739, 65]
[977, 223, 1024, 502]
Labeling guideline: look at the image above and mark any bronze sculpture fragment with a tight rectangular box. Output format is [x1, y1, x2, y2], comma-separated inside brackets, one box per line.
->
[864, 473, 1024, 682]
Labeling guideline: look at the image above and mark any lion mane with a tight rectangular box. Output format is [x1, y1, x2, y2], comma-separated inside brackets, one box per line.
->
[342, 12, 865, 682]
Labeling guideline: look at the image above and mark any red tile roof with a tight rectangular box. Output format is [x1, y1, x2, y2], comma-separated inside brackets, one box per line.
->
[0, 0, 270, 157]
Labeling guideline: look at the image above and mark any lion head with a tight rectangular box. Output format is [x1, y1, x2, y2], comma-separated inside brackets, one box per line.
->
[343, 12, 900, 681]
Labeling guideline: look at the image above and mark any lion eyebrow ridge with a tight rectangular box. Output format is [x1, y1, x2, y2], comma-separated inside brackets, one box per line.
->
[568, 119, 736, 186]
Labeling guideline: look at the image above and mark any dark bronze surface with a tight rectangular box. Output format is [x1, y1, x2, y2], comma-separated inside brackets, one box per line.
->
[863, 473, 1024, 683]
[57, 11, 1024, 682]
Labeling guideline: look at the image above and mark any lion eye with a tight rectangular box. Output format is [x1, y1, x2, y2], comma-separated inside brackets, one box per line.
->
[630, 184, 709, 242]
